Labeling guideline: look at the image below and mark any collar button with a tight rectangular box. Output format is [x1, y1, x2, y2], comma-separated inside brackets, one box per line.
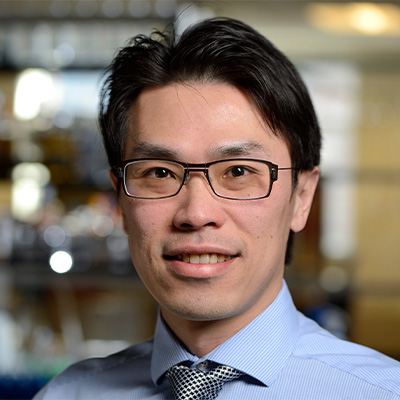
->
[197, 361, 209, 371]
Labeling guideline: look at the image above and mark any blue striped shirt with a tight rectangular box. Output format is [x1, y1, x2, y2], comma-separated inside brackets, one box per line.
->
[35, 281, 400, 399]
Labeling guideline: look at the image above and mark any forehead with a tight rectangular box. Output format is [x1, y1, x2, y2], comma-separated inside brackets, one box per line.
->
[125, 83, 291, 163]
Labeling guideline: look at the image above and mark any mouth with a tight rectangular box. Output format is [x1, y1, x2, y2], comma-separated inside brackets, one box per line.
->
[165, 253, 237, 264]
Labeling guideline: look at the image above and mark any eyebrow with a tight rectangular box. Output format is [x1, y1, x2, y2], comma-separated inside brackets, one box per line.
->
[210, 141, 271, 159]
[128, 142, 180, 159]
[127, 140, 271, 161]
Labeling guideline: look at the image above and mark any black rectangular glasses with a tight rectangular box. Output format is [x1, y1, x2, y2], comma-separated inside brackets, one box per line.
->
[115, 158, 294, 200]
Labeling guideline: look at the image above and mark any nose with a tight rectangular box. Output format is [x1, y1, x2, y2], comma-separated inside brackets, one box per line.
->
[172, 172, 224, 231]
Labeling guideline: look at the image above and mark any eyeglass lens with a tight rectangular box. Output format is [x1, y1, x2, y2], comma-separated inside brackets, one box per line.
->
[124, 159, 273, 200]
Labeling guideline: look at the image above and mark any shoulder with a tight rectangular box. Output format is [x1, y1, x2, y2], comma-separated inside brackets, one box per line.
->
[293, 312, 400, 395]
[56, 339, 153, 382]
[34, 339, 154, 399]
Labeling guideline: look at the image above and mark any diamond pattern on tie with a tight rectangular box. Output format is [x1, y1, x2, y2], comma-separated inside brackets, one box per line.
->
[166, 364, 243, 400]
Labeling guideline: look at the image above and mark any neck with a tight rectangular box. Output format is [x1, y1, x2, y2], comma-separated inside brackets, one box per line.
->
[160, 284, 282, 357]
[161, 314, 244, 357]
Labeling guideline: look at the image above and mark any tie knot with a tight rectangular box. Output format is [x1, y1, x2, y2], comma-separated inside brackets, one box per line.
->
[166, 363, 243, 400]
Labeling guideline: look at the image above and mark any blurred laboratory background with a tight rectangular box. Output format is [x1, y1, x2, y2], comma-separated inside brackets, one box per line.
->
[0, 0, 399, 398]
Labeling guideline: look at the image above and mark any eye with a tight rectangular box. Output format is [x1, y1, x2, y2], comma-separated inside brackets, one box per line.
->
[146, 167, 175, 179]
[153, 168, 169, 178]
[226, 165, 250, 178]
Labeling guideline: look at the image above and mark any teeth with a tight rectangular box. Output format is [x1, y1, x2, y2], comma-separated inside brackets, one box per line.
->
[218, 254, 226, 263]
[190, 254, 200, 264]
[199, 254, 209, 264]
[178, 253, 233, 264]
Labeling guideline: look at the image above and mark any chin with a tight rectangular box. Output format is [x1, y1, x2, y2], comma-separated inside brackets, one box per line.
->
[164, 297, 235, 322]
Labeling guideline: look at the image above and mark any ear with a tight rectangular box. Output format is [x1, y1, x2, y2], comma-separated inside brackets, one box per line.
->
[109, 169, 118, 191]
[290, 167, 320, 233]
[109, 170, 128, 233]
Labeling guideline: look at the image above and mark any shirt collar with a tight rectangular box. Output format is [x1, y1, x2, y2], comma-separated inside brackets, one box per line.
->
[151, 313, 196, 385]
[151, 280, 299, 387]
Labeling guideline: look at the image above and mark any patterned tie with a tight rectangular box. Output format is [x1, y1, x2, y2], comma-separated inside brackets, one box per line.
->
[166, 363, 243, 400]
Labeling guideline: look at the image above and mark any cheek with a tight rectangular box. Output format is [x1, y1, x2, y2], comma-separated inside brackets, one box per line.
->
[231, 196, 293, 244]
[121, 204, 163, 286]
[121, 201, 162, 253]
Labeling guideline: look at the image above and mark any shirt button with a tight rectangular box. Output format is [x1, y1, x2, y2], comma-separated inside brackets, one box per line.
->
[197, 361, 209, 371]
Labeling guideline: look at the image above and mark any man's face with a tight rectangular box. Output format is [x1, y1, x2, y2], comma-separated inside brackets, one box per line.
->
[116, 83, 318, 327]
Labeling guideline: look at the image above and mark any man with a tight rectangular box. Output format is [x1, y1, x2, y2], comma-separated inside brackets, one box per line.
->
[35, 18, 400, 399]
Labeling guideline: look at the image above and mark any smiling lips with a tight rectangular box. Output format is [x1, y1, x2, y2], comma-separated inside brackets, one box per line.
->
[175, 253, 236, 264]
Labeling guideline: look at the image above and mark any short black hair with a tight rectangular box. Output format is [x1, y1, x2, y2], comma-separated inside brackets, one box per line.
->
[99, 17, 321, 173]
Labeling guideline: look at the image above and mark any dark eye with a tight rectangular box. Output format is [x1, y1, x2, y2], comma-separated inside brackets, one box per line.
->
[153, 168, 171, 178]
[228, 166, 247, 177]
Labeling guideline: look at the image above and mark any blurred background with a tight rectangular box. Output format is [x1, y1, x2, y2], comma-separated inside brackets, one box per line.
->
[0, 0, 399, 398]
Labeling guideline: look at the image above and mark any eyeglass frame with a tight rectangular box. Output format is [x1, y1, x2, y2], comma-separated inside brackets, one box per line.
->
[113, 158, 296, 201]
